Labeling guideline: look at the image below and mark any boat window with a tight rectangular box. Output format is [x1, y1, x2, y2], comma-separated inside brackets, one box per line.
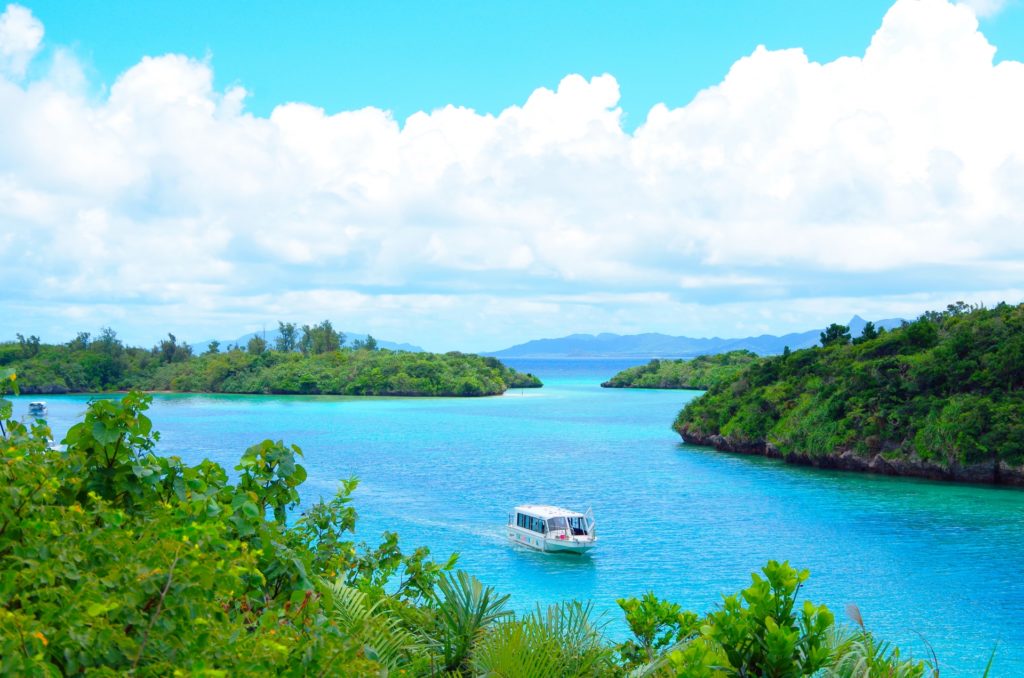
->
[519, 514, 544, 532]
[568, 517, 587, 535]
[548, 516, 567, 530]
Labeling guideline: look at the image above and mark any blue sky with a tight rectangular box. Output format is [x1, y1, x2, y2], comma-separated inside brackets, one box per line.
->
[26, 0, 1023, 125]
[2, 0, 1024, 351]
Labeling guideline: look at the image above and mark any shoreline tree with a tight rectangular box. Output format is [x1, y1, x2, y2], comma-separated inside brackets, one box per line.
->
[275, 322, 298, 352]
[246, 335, 267, 355]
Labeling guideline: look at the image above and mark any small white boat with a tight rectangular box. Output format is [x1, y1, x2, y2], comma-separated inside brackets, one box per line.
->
[28, 401, 47, 417]
[507, 504, 596, 554]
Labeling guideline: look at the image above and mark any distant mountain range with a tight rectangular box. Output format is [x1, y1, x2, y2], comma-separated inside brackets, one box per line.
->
[189, 330, 423, 354]
[485, 316, 904, 359]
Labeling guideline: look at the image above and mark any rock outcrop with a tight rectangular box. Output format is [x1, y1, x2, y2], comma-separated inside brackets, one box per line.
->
[677, 428, 1024, 487]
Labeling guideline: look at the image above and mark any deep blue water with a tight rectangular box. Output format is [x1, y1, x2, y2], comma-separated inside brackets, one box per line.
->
[13, 357, 1024, 676]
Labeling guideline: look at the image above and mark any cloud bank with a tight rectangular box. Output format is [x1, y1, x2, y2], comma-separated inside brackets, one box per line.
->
[1, 0, 1022, 350]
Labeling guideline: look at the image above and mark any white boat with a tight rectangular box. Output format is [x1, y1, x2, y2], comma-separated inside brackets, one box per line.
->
[28, 401, 47, 417]
[507, 504, 596, 554]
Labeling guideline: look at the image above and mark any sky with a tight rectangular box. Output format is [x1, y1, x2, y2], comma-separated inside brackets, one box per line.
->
[2, 0, 1024, 352]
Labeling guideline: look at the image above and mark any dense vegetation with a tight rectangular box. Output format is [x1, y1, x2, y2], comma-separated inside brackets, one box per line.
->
[675, 302, 1024, 484]
[0, 323, 541, 396]
[0, 378, 950, 675]
[601, 351, 763, 390]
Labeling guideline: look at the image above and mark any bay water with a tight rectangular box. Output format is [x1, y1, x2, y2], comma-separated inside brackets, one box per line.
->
[16, 358, 1024, 675]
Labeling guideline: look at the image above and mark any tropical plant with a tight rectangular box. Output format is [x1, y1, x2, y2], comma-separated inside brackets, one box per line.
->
[824, 604, 934, 677]
[471, 600, 613, 677]
[0, 381, 454, 675]
[617, 592, 699, 668]
[431, 570, 512, 672]
[660, 561, 834, 677]
[323, 578, 425, 672]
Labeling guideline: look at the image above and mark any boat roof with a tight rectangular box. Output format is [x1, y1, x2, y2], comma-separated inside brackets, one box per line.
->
[514, 504, 586, 519]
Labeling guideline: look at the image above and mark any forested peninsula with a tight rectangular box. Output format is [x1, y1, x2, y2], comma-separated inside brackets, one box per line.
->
[674, 302, 1024, 486]
[1, 321, 541, 396]
[601, 351, 763, 389]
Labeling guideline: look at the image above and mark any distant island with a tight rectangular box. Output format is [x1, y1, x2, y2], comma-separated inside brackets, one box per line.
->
[601, 351, 763, 390]
[486, 315, 903, 358]
[674, 302, 1024, 486]
[1, 321, 541, 397]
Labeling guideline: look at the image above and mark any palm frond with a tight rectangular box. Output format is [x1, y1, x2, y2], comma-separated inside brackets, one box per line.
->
[471, 600, 614, 678]
[470, 619, 563, 678]
[433, 570, 512, 672]
[981, 643, 998, 678]
[824, 625, 929, 678]
[323, 577, 423, 672]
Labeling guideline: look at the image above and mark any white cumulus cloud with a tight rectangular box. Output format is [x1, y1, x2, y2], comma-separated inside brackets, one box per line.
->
[0, 3, 42, 78]
[1, 0, 1023, 350]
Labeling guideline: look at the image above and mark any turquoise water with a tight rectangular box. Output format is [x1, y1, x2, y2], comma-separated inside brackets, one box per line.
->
[15, 358, 1024, 676]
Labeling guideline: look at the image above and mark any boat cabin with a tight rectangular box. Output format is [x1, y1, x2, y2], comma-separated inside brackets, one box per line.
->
[513, 511, 590, 536]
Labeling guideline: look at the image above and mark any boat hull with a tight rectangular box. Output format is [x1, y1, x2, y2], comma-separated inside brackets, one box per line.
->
[507, 527, 596, 554]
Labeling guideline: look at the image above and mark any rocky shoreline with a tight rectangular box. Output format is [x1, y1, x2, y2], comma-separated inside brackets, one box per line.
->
[677, 428, 1024, 488]
[600, 381, 703, 389]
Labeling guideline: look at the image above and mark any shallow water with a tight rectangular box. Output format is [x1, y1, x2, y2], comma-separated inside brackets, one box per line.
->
[15, 357, 1024, 676]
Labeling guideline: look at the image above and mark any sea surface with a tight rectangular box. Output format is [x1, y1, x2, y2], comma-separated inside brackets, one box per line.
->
[14, 358, 1024, 676]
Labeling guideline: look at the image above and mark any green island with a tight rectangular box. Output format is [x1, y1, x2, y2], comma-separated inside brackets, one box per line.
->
[1, 321, 541, 397]
[0, 380, 959, 676]
[601, 351, 763, 390]
[674, 302, 1024, 486]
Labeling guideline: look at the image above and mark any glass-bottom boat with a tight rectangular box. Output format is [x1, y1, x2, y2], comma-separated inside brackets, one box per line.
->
[507, 504, 596, 554]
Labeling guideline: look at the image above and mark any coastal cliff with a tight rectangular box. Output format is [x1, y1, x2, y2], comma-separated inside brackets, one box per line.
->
[673, 302, 1024, 487]
[677, 429, 1024, 486]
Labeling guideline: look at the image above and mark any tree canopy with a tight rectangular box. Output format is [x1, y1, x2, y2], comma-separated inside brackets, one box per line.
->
[819, 323, 851, 347]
